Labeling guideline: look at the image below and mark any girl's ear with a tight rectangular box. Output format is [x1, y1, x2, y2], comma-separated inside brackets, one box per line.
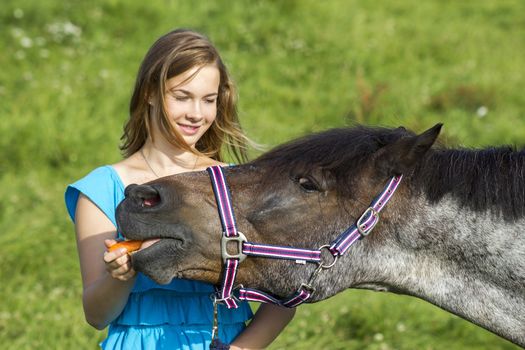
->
[146, 90, 158, 106]
[374, 123, 443, 176]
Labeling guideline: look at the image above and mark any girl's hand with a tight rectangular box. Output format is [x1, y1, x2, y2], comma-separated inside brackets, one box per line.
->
[103, 239, 136, 281]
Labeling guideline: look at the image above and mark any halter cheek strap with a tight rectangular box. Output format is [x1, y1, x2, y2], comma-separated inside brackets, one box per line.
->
[207, 166, 242, 308]
[329, 175, 402, 255]
[207, 165, 402, 309]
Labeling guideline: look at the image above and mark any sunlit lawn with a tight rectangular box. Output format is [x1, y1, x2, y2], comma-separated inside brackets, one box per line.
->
[1, 0, 524, 349]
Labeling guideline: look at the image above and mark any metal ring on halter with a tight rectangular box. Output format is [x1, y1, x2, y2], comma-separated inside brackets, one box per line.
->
[209, 284, 244, 303]
[318, 245, 338, 269]
[212, 294, 240, 304]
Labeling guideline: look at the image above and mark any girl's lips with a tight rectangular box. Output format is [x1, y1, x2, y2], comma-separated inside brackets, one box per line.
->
[177, 123, 200, 136]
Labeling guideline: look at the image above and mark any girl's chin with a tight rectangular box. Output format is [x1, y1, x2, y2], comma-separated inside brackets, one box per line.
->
[180, 135, 199, 147]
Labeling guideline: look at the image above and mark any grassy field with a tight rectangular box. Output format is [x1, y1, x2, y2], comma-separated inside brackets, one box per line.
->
[1, 0, 524, 349]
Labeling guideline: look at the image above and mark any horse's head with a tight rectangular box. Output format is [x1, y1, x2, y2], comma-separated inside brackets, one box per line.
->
[116, 124, 442, 299]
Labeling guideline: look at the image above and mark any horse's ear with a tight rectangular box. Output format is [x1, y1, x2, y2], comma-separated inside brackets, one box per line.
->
[375, 123, 443, 176]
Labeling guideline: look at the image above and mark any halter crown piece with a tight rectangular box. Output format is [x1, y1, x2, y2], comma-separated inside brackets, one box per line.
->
[206, 165, 402, 309]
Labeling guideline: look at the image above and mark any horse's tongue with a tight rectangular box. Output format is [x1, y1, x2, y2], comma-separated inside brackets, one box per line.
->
[139, 239, 161, 251]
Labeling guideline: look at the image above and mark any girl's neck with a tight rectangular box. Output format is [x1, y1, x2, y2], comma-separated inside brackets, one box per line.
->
[140, 140, 216, 178]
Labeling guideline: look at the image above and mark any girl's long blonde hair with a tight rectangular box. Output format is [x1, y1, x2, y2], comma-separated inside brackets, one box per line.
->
[120, 28, 250, 163]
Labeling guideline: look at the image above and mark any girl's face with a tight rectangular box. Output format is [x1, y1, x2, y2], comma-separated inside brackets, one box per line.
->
[162, 64, 220, 148]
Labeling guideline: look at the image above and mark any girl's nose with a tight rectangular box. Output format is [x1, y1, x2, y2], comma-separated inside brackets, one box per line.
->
[186, 101, 204, 121]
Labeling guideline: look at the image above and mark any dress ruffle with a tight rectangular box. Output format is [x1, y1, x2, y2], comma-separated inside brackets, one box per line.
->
[114, 288, 253, 326]
[102, 323, 245, 350]
[105, 289, 252, 349]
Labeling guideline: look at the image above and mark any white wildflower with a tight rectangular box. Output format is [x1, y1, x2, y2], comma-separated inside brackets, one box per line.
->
[47, 20, 82, 43]
[99, 69, 110, 79]
[20, 36, 33, 48]
[50, 287, 65, 299]
[373, 333, 384, 341]
[339, 306, 349, 315]
[379, 343, 390, 350]
[476, 106, 488, 118]
[13, 8, 24, 19]
[62, 21, 82, 37]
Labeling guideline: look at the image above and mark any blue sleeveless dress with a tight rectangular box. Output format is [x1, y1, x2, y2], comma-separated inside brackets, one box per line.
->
[65, 166, 253, 349]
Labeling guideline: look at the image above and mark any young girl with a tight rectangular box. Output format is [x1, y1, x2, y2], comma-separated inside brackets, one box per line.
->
[65, 29, 295, 349]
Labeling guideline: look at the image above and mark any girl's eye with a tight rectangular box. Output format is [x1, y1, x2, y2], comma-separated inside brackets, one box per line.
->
[174, 96, 189, 101]
[297, 177, 319, 192]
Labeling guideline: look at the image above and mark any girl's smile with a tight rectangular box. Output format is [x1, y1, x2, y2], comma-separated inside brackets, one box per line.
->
[176, 123, 201, 136]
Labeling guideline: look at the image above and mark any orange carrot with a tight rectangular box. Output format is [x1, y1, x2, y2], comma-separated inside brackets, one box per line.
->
[108, 240, 143, 253]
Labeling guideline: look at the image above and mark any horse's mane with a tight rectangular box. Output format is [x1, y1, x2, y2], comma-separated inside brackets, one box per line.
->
[253, 126, 525, 220]
[415, 146, 525, 220]
[253, 126, 410, 197]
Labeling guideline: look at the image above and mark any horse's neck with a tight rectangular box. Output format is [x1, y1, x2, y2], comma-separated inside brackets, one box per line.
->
[388, 197, 525, 346]
[401, 197, 525, 287]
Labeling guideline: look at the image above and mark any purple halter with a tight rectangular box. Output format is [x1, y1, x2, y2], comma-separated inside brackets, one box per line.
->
[206, 165, 402, 309]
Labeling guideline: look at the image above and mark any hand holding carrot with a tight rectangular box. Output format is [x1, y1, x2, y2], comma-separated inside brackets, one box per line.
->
[103, 239, 141, 281]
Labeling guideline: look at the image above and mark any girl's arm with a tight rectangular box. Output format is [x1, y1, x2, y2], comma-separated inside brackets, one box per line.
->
[230, 304, 296, 349]
[74, 194, 136, 329]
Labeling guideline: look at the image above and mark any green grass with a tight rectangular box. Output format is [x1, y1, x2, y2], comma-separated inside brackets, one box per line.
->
[1, 0, 524, 349]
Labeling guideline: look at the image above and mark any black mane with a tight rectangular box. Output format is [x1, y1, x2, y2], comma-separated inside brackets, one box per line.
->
[253, 126, 525, 220]
[253, 126, 411, 197]
[416, 146, 525, 220]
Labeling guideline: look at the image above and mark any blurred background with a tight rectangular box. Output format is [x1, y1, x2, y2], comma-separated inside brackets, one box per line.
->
[1, 0, 524, 349]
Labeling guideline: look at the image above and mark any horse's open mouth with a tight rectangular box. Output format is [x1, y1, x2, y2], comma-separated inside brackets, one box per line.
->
[129, 237, 185, 258]
[136, 238, 161, 252]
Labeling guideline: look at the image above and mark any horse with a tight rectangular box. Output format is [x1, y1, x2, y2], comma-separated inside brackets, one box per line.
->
[116, 124, 525, 347]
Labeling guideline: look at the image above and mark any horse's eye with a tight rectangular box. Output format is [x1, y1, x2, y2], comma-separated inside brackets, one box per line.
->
[297, 177, 319, 192]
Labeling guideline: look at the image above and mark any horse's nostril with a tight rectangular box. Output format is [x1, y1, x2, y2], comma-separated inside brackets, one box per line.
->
[142, 194, 160, 208]
[125, 184, 162, 208]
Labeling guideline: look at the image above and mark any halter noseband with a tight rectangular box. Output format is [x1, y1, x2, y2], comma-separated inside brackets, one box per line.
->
[206, 165, 402, 309]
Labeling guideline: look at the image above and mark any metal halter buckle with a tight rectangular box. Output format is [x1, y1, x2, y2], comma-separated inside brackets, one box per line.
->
[300, 263, 324, 294]
[318, 245, 338, 269]
[356, 207, 379, 236]
[221, 231, 248, 263]
[299, 282, 315, 294]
